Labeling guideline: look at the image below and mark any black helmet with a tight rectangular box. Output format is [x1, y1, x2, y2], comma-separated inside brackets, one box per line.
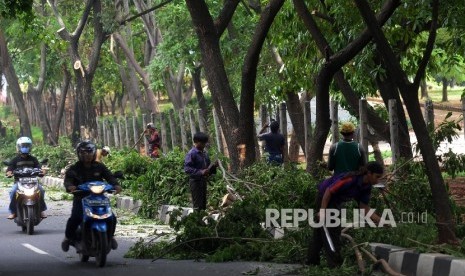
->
[76, 140, 97, 162]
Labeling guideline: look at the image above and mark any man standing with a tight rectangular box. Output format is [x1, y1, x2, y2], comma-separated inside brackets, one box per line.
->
[95, 146, 110, 163]
[327, 122, 366, 175]
[184, 132, 217, 211]
[145, 123, 160, 159]
[257, 120, 285, 165]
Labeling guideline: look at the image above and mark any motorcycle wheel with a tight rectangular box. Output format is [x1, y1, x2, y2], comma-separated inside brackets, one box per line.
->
[26, 206, 34, 235]
[94, 231, 108, 267]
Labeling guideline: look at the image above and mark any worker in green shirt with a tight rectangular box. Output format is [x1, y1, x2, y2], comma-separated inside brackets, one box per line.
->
[327, 122, 366, 175]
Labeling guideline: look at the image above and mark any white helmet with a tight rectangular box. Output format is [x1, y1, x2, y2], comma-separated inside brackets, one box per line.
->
[102, 146, 111, 155]
[16, 137, 33, 154]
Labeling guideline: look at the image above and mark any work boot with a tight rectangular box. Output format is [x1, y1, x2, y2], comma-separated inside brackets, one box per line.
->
[111, 238, 118, 250]
[61, 238, 70, 252]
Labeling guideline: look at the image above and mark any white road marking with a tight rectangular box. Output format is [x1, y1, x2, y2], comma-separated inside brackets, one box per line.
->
[21, 243, 49, 255]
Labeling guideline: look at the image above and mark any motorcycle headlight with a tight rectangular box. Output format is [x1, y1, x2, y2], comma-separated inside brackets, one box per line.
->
[84, 207, 112, 219]
[24, 188, 35, 196]
[90, 185, 105, 194]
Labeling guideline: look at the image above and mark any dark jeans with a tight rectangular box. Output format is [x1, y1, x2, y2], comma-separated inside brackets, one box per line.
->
[307, 197, 342, 267]
[267, 153, 283, 165]
[189, 178, 207, 211]
[65, 199, 116, 241]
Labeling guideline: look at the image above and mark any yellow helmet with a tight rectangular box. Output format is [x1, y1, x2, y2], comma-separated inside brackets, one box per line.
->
[340, 122, 355, 134]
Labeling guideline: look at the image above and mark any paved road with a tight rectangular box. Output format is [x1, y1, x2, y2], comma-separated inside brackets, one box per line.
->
[0, 186, 301, 276]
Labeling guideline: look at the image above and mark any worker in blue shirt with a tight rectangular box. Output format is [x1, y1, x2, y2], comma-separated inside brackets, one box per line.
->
[307, 161, 384, 267]
[184, 132, 218, 211]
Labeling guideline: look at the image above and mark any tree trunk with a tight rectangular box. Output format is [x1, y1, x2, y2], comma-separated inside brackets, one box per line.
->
[375, 70, 413, 159]
[288, 130, 300, 162]
[186, 0, 285, 171]
[293, 0, 400, 173]
[285, 91, 306, 156]
[355, 0, 457, 243]
[0, 28, 32, 138]
[49, 0, 106, 143]
[28, 44, 54, 144]
[442, 77, 448, 102]
[51, 66, 70, 143]
[239, 0, 285, 168]
[193, 65, 209, 122]
[162, 62, 194, 111]
[420, 78, 428, 98]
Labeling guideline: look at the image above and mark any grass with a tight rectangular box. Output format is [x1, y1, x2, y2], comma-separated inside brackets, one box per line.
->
[425, 84, 464, 103]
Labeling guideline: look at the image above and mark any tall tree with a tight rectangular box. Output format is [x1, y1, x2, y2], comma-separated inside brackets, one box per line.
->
[0, 28, 32, 137]
[48, 0, 109, 143]
[355, 0, 457, 244]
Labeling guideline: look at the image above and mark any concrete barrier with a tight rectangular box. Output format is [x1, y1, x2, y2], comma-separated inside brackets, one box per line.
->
[370, 243, 465, 276]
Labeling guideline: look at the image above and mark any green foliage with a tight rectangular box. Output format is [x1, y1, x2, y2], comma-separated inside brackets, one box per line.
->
[104, 149, 153, 182]
[110, 148, 225, 218]
[382, 161, 434, 215]
[431, 112, 462, 151]
[442, 150, 465, 179]
[32, 137, 76, 176]
[0, 0, 33, 19]
[126, 161, 319, 262]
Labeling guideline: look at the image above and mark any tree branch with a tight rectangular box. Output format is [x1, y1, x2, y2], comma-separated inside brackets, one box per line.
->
[354, 0, 410, 91]
[113, 32, 150, 85]
[87, 0, 105, 76]
[120, 0, 174, 26]
[47, 0, 70, 41]
[36, 43, 47, 93]
[72, 0, 93, 39]
[215, 0, 241, 36]
[412, 0, 438, 89]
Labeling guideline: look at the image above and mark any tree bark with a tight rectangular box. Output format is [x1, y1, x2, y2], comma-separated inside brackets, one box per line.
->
[355, 0, 456, 244]
[193, 65, 209, 122]
[293, 0, 400, 173]
[374, 68, 413, 159]
[51, 66, 70, 143]
[0, 28, 32, 138]
[28, 44, 54, 144]
[442, 77, 448, 102]
[48, 0, 106, 143]
[239, 0, 285, 168]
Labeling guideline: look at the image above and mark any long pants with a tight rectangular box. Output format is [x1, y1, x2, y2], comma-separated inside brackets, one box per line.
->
[189, 178, 207, 211]
[65, 199, 116, 241]
[9, 183, 47, 213]
[307, 197, 343, 267]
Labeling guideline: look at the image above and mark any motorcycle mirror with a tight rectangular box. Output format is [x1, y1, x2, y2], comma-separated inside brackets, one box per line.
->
[40, 158, 49, 164]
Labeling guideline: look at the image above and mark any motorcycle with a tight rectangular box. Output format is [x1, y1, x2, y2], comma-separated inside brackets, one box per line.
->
[4, 160, 47, 235]
[72, 180, 118, 267]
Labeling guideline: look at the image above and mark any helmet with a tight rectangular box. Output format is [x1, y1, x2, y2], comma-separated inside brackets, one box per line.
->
[340, 122, 356, 135]
[16, 137, 32, 154]
[146, 123, 155, 129]
[76, 140, 97, 162]
[102, 146, 111, 155]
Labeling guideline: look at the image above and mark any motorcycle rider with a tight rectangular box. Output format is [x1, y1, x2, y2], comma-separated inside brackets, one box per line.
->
[6, 137, 47, 219]
[61, 140, 122, 252]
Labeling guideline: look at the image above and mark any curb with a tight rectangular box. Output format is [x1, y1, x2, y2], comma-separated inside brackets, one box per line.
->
[370, 243, 465, 276]
[42, 176, 142, 214]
